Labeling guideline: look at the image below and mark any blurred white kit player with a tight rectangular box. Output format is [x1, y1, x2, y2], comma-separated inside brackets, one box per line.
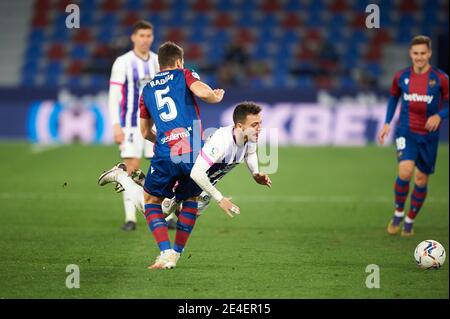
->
[108, 20, 159, 231]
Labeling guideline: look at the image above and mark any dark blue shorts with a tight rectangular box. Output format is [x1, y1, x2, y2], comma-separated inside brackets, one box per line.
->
[395, 128, 439, 175]
[143, 156, 202, 200]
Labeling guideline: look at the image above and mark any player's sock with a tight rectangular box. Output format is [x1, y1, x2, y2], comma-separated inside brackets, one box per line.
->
[122, 189, 137, 223]
[403, 216, 414, 233]
[393, 177, 409, 224]
[144, 203, 171, 251]
[392, 210, 404, 226]
[117, 175, 145, 215]
[407, 184, 428, 221]
[173, 200, 198, 253]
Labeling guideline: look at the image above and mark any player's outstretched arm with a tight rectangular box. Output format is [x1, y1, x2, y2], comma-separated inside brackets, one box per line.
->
[189, 81, 225, 103]
[190, 153, 239, 218]
[245, 149, 272, 188]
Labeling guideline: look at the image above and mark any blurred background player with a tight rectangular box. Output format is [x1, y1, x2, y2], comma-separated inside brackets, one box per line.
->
[139, 41, 225, 269]
[108, 20, 159, 231]
[378, 35, 448, 236]
[98, 102, 272, 220]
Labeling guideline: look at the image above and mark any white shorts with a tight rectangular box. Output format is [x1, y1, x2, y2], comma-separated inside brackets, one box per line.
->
[119, 127, 154, 159]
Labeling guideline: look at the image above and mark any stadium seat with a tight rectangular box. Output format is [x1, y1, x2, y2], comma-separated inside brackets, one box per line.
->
[70, 45, 89, 60]
[124, 0, 142, 11]
[73, 29, 92, 44]
[101, 0, 120, 12]
[47, 44, 66, 60]
[281, 13, 302, 30]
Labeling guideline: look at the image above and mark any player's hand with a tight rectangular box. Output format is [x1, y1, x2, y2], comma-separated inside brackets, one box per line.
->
[253, 173, 272, 188]
[425, 114, 441, 132]
[218, 197, 240, 218]
[213, 89, 225, 102]
[378, 124, 390, 145]
[113, 123, 124, 144]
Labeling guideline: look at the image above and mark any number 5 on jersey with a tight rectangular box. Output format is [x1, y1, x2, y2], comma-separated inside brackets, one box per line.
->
[155, 86, 177, 122]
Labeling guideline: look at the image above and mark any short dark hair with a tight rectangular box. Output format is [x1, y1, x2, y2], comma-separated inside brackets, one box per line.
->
[410, 35, 432, 49]
[158, 41, 184, 68]
[233, 102, 262, 124]
[132, 20, 153, 34]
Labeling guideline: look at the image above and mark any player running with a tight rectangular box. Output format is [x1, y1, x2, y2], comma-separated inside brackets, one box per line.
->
[378, 35, 448, 236]
[98, 102, 272, 221]
[108, 20, 159, 231]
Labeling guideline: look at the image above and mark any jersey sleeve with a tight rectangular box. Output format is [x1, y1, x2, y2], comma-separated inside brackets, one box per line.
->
[198, 129, 225, 167]
[389, 71, 402, 97]
[109, 57, 126, 85]
[183, 69, 201, 88]
[139, 93, 151, 119]
[439, 71, 449, 101]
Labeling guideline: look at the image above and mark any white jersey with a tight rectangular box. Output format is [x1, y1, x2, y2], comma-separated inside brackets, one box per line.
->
[109, 50, 159, 128]
[200, 125, 257, 185]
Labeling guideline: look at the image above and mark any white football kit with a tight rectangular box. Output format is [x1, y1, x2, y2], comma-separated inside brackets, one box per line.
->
[189, 125, 259, 211]
[108, 50, 159, 158]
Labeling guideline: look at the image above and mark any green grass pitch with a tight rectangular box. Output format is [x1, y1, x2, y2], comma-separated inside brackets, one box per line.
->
[0, 142, 448, 298]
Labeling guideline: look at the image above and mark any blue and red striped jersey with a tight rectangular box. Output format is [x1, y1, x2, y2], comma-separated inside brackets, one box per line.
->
[389, 66, 449, 135]
[140, 68, 203, 158]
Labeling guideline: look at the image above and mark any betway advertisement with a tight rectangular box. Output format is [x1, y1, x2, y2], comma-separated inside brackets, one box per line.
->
[0, 88, 448, 145]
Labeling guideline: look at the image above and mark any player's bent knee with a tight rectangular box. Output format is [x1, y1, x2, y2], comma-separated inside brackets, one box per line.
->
[414, 172, 429, 187]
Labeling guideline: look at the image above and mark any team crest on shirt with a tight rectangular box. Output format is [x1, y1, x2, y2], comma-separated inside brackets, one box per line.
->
[191, 71, 200, 80]
[209, 147, 218, 157]
[429, 79, 436, 87]
[404, 78, 409, 85]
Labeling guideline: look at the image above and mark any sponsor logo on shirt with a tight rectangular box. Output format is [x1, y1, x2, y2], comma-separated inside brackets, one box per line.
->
[403, 93, 434, 104]
[161, 128, 191, 144]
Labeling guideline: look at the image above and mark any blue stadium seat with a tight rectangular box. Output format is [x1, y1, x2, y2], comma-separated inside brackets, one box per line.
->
[124, 0, 142, 11]
[366, 63, 382, 78]
[167, 11, 186, 28]
[24, 44, 42, 62]
[71, 45, 89, 59]
[398, 14, 416, 29]
[190, 13, 209, 29]
[89, 74, 108, 88]
[96, 28, 114, 43]
[305, 11, 324, 27]
[329, 14, 347, 30]
[326, 28, 345, 43]
[339, 75, 357, 89]
[216, 0, 234, 12]
[349, 30, 368, 45]
[99, 13, 118, 26]
[188, 27, 207, 44]
[147, 13, 162, 28]
[353, 0, 368, 11]
[237, 11, 255, 27]
[29, 29, 45, 44]
[67, 76, 81, 88]
[296, 75, 315, 88]
[49, 28, 69, 42]
[395, 27, 414, 43]
[285, 0, 305, 11]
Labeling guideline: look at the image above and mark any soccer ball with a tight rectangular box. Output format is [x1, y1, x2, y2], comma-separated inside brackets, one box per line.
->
[414, 240, 446, 269]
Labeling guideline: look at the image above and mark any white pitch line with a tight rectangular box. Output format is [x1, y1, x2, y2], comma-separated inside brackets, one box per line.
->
[30, 144, 64, 154]
[0, 192, 448, 204]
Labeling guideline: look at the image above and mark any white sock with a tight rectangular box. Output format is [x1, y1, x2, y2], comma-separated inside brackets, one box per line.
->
[394, 210, 404, 218]
[122, 189, 137, 223]
[404, 216, 414, 224]
[117, 174, 145, 215]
